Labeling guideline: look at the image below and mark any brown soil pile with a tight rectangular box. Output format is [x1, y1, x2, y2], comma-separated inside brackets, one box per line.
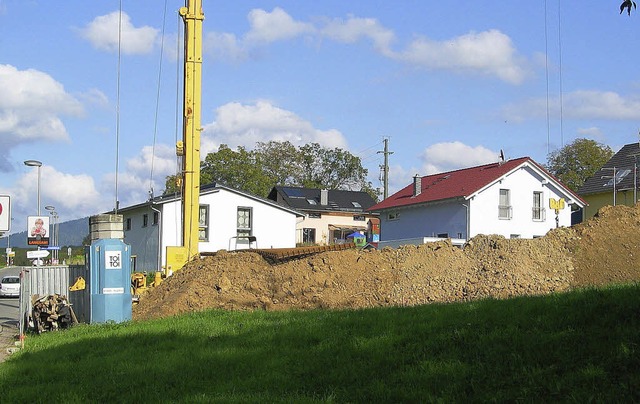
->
[133, 204, 640, 321]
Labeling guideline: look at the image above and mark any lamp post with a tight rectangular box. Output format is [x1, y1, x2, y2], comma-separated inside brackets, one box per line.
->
[25, 160, 43, 265]
[45, 205, 57, 264]
[24, 160, 43, 215]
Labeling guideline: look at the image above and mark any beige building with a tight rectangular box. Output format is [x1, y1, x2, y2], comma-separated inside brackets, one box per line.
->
[268, 186, 379, 245]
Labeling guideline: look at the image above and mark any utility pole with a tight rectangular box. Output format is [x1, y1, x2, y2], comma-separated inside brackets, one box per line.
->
[377, 137, 393, 200]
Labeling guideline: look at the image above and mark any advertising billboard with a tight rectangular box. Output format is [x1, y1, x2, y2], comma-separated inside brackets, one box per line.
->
[27, 215, 50, 246]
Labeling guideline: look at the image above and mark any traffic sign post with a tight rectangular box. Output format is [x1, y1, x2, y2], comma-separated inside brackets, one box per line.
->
[0, 195, 10, 233]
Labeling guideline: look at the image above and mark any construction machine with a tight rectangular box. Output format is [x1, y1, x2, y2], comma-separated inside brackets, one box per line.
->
[164, 0, 204, 276]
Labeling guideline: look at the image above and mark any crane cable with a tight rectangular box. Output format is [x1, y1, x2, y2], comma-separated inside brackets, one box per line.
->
[114, 0, 123, 213]
[148, 0, 170, 199]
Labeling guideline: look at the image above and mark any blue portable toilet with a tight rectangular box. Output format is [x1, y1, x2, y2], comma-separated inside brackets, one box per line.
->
[87, 238, 132, 323]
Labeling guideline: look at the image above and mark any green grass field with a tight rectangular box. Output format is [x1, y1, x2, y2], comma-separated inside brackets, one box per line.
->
[1, 283, 638, 403]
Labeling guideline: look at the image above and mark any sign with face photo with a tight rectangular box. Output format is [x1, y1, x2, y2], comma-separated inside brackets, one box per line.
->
[27, 215, 50, 246]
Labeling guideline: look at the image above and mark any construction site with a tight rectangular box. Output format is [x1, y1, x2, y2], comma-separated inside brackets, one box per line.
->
[133, 203, 640, 322]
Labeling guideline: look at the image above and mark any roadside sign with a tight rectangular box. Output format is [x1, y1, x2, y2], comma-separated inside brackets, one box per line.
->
[27, 215, 50, 246]
[44, 246, 60, 250]
[27, 250, 50, 259]
[0, 195, 10, 232]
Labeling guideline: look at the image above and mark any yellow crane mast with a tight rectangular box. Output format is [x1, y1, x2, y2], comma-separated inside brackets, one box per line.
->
[166, 0, 204, 273]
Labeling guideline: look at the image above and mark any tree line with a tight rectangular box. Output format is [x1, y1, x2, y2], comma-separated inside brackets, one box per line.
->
[164, 141, 379, 200]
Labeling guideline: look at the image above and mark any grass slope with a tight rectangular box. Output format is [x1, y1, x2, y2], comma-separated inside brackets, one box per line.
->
[1, 284, 639, 402]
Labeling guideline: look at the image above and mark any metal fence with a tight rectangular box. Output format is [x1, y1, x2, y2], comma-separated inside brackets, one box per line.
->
[18, 265, 89, 336]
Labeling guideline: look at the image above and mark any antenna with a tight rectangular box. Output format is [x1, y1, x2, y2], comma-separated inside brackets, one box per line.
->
[499, 149, 505, 164]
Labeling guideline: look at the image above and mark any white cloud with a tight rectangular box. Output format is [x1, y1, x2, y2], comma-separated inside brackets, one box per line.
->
[205, 9, 528, 84]
[79, 11, 158, 55]
[396, 30, 528, 84]
[0, 65, 83, 171]
[205, 32, 247, 62]
[125, 144, 177, 196]
[10, 165, 103, 231]
[245, 7, 315, 44]
[78, 88, 109, 108]
[503, 90, 640, 122]
[321, 16, 395, 56]
[564, 91, 640, 120]
[201, 101, 348, 154]
[420, 141, 498, 174]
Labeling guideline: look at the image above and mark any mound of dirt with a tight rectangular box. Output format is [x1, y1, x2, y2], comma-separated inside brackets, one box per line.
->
[133, 204, 640, 321]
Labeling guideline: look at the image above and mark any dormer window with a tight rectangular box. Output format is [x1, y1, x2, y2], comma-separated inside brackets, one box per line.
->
[307, 199, 317, 205]
[352, 201, 362, 208]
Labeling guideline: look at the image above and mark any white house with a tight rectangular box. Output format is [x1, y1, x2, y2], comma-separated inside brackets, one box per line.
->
[368, 157, 586, 246]
[117, 183, 303, 272]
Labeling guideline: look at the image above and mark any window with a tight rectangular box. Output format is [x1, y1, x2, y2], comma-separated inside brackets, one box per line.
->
[498, 189, 512, 219]
[510, 234, 521, 239]
[307, 199, 317, 205]
[302, 228, 316, 244]
[308, 212, 321, 219]
[125, 218, 131, 231]
[353, 215, 366, 221]
[388, 212, 400, 221]
[142, 214, 148, 227]
[153, 211, 159, 226]
[532, 191, 545, 221]
[198, 205, 209, 241]
[437, 233, 449, 238]
[352, 201, 362, 208]
[604, 168, 631, 187]
[237, 207, 252, 237]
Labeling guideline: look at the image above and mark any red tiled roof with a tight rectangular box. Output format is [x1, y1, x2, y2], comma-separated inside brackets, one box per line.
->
[368, 157, 582, 211]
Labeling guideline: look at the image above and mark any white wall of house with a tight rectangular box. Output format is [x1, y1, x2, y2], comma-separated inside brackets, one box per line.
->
[124, 188, 299, 272]
[379, 201, 467, 242]
[469, 165, 574, 238]
[122, 205, 161, 272]
[377, 164, 579, 243]
[161, 189, 299, 258]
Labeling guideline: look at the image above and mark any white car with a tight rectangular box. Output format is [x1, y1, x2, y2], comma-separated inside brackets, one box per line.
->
[0, 275, 20, 297]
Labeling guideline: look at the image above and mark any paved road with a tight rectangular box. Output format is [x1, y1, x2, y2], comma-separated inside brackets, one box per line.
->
[0, 267, 22, 362]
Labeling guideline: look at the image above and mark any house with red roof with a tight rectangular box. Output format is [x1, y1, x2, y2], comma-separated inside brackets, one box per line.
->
[367, 157, 586, 246]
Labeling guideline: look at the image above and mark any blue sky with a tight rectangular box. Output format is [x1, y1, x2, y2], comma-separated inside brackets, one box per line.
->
[1, 1, 639, 235]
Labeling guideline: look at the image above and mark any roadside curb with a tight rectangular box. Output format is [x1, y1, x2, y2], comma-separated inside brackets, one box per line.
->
[0, 325, 20, 364]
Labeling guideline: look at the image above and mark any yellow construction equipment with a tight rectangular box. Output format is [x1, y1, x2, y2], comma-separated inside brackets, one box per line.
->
[166, 0, 205, 274]
[69, 276, 86, 291]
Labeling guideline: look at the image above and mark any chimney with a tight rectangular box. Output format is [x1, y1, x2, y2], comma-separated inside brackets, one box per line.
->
[320, 189, 328, 205]
[413, 174, 422, 197]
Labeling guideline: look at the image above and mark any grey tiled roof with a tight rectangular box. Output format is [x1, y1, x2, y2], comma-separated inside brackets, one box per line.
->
[268, 186, 377, 213]
[578, 143, 640, 196]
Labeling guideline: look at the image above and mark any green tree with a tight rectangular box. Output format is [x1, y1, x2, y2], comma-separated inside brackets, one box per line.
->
[200, 144, 274, 197]
[163, 142, 379, 200]
[545, 138, 613, 192]
[254, 141, 300, 186]
[296, 143, 374, 193]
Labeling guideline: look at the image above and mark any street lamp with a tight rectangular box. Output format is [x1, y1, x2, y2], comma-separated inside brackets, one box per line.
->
[45, 205, 58, 264]
[24, 160, 43, 215]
